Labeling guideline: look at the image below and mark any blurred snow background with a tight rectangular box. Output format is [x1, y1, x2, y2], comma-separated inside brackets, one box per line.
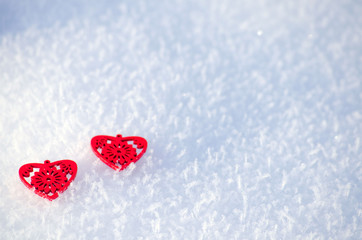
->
[0, 0, 361, 239]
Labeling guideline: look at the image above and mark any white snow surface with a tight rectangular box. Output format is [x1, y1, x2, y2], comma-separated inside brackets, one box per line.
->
[0, 0, 361, 239]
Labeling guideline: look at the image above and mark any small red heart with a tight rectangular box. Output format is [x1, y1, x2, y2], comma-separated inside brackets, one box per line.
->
[19, 160, 77, 201]
[91, 134, 147, 171]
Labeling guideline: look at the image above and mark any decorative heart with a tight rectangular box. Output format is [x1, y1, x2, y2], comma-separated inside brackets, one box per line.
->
[19, 160, 77, 201]
[91, 134, 147, 171]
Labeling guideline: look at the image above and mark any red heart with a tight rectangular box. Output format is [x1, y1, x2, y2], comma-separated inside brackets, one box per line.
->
[19, 160, 77, 201]
[91, 134, 147, 171]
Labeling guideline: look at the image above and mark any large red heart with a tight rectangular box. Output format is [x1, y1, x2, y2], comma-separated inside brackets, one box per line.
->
[19, 160, 77, 201]
[91, 134, 147, 171]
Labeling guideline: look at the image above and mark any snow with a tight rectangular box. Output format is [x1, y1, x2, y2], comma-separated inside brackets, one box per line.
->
[0, 0, 361, 239]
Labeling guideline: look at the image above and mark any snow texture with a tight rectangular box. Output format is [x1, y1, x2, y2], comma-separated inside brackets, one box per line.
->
[0, 0, 361, 239]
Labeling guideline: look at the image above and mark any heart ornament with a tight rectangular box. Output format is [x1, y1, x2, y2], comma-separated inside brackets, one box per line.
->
[91, 134, 147, 171]
[19, 160, 77, 201]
